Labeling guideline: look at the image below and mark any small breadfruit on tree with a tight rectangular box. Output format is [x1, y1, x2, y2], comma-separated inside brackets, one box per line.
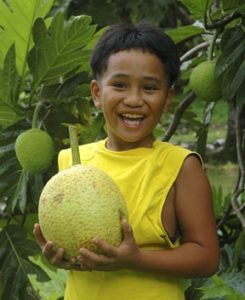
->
[15, 128, 54, 174]
[189, 60, 222, 102]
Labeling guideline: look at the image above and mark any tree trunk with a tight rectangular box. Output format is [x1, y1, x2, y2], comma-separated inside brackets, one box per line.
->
[210, 101, 245, 163]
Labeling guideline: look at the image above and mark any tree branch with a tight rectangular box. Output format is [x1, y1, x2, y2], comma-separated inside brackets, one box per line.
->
[180, 42, 210, 63]
[162, 92, 196, 142]
[205, 10, 242, 30]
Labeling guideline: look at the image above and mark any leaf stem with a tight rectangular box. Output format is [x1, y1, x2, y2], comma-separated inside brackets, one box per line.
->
[68, 126, 81, 165]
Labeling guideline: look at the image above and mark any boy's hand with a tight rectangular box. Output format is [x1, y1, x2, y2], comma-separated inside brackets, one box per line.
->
[33, 223, 83, 271]
[76, 219, 141, 271]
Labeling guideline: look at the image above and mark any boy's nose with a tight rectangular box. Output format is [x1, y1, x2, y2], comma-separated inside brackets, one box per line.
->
[123, 90, 144, 107]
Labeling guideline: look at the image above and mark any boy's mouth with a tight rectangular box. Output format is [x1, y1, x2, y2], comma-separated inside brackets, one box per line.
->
[119, 113, 145, 126]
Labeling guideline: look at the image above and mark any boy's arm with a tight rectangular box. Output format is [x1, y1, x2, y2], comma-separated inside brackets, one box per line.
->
[77, 155, 220, 277]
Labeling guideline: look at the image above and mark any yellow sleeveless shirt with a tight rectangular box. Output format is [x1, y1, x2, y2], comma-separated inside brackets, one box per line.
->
[58, 139, 194, 300]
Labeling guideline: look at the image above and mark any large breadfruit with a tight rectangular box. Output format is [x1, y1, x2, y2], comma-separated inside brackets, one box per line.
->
[15, 128, 54, 174]
[38, 164, 128, 258]
[189, 60, 222, 102]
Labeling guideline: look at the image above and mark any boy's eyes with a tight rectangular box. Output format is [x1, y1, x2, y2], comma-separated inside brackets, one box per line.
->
[112, 82, 126, 89]
[143, 84, 158, 91]
[110, 81, 159, 91]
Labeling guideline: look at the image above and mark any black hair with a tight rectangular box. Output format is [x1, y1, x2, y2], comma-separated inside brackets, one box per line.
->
[90, 22, 180, 87]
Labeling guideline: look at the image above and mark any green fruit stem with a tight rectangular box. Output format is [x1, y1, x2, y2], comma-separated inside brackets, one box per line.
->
[32, 102, 43, 129]
[208, 29, 220, 61]
[68, 126, 81, 165]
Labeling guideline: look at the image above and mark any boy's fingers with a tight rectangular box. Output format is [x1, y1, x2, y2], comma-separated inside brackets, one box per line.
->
[50, 247, 65, 265]
[42, 241, 55, 259]
[121, 219, 133, 240]
[33, 223, 46, 248]
[92, 238, 117, 257]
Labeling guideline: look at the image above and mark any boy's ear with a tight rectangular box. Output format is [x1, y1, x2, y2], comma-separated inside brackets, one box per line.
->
[90, 79, 102, 109]
[163, 88, 174, 113]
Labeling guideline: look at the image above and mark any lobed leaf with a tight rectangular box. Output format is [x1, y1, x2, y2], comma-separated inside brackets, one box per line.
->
[0, 0, 54, 77]
[28, 12, 97, 89]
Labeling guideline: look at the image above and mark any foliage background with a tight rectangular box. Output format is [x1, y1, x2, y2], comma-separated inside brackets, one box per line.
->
[0, 0, 244, 299]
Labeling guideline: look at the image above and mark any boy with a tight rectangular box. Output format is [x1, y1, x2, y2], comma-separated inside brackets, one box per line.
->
[34, 22, 219, 299]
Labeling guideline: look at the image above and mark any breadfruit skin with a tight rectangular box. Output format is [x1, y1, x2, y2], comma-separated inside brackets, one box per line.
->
[15, 128, 54, 174]
[189, 61, 222, 102]
[38, 164, 128, 257]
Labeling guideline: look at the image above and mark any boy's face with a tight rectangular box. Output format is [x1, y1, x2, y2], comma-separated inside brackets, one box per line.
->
[91, 49, 173, 151]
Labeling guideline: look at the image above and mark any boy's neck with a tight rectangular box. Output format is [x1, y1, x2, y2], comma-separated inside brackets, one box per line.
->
[105, 136, 155, 151]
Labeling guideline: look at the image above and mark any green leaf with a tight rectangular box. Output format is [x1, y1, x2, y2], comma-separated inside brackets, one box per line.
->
[222, 271, 245, 297]
[11, 170, 29, 214]
[0, 125, 32, 213]
[200, 273, 245, 299]
[28, 12, 96, 89]
[0, 0, 54, 77]
[222, 0, 245, 11]
[0, 44, 19, 107]
[0, 104, 19, 127]
[0, 224, 49, 300]
[179, 0, 207, 19]
[220, 27, 244, 54]
[211, 185, 231, 218]
[166, 25, 205, 44]
[236, 78, 245, 106]
[0, 45, 23, 127]
[215, 28, 245, 77]
[29, 255, 67, 300]
[233, 231, 245, 268]
[0, 143, 15, 155]
[222, 61, 240, 100]
[230, 60, 245, 97]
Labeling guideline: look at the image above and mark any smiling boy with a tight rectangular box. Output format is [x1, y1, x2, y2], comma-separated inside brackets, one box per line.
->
[34, 22, 219, 300]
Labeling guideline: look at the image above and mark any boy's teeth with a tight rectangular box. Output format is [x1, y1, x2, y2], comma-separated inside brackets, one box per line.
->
[121, 113, 144, 126]
[122, 113, 144, 119]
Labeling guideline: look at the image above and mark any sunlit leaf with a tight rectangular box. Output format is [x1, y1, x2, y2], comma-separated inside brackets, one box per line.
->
[0, 0, 54, 76]
[28, 12, 96, 89]
[179, 0, 207, 19]
[167, 25, 204, 44]
[200, 271, 245, 299]
[0, 45, 24, 127]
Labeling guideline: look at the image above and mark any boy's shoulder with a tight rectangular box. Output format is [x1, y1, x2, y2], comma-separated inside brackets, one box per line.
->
[155, 140, 193, 155]
[155, 140, 202, 166]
